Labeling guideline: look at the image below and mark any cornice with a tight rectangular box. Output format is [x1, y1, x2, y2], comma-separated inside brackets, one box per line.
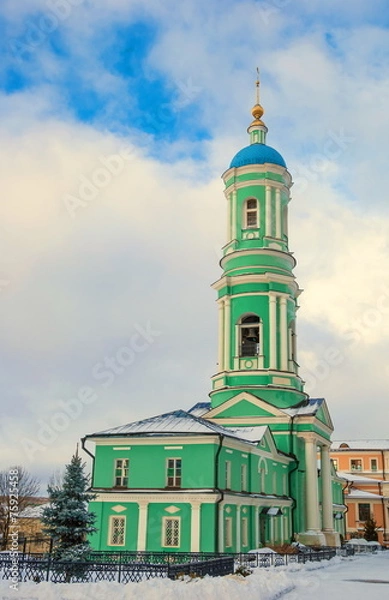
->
[220, 248, 296, 271]
[223, 178, 290, 196]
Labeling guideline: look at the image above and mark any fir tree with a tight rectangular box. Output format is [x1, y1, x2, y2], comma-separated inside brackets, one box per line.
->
[42, 449, 97, 563]
[363, 515, 379, 542]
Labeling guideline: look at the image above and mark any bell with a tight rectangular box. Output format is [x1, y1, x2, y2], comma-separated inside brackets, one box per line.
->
[247, 328, 257, 338]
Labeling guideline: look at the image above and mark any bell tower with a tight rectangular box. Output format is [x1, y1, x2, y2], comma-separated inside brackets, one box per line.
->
[210, 74, 307, 411]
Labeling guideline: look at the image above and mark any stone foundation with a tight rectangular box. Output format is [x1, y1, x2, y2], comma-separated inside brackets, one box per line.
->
[296, 530, 327, 547]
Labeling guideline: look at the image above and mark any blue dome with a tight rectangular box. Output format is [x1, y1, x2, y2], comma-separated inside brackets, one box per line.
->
[230, 143, 286, 169]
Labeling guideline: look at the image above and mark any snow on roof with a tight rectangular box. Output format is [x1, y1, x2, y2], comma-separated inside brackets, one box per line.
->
[336, 471, 383, 484]
[227, 426, 268, 443]
[346, 489, 383, 499]
[332, 439, 389, 450]
[19, 503, 49, 518]
[187, 402, 211, 417]
[87, 409, 266, 445]
[284, 397, 324, 417]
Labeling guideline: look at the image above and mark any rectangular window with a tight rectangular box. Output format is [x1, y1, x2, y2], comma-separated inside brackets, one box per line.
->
[224, 517, 233, 548]
[332, 458, 338, 471]
[241, 464, 247, 492]
[108, 515, 126, 546]
[371, 459, 378, 471]
[163, 517, 180, 547]
[114, 458, 129, 487]
[351, 459, 362, 471]
[225, 461, 232, 489]
[166, 458, 182, 487]
[358, 503, 371, 522]
[241, 517, 248, 547]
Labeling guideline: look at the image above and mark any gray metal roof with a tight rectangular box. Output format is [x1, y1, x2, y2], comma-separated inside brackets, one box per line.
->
[86, 409, 266, 444]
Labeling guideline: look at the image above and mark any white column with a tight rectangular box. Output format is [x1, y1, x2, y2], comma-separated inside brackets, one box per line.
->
[218, 300, 225, 371]
[236, 506, 241, 551]
[321, 445, 334, 532]
[265, 186, 271, 236]
[190, 502, 201, 552]
[269, 294, 277, 369]
[232, 191, 237, 240]
[137, 501, 149, 551]
[280, 296, 288, 371]
[275, 189, 281, 238]
[224, 298, 231, 371]
[305, 436, 321, 531]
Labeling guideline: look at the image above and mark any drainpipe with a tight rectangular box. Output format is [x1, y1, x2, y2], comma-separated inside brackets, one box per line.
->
[380, 450, 388, 544]
[378, 481, 387, 544]
[340, 479, 350, 541]
[214, 434, 224, 552]
[288, 414, 299, 542]
[81, 437, 96, 487]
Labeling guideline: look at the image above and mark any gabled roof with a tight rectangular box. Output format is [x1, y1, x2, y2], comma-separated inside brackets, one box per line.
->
[332, 440, 389, 451]
[86, 409, 267, 445]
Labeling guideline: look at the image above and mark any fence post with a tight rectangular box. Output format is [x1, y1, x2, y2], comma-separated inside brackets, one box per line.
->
[46, 554, 51, 582]
[118, 552, 122, 584]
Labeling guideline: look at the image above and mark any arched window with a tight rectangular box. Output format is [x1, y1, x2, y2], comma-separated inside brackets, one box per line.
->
[245, 198, 258, 229]
[239, 314, 260, 357]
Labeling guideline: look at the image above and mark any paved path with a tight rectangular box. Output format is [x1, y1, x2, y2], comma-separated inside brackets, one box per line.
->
[282, 552, 389, 600]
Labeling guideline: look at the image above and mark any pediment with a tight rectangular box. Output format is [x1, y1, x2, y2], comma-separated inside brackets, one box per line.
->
[205, 392, 287, 420]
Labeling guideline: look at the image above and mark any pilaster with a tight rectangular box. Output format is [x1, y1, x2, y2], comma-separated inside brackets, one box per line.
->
[224, 298, 231, 370]
[137, 501, 149, 551]
[280, 296, 288, 371]
[269, 294, 277, 369]
[190, 501, 201, 552]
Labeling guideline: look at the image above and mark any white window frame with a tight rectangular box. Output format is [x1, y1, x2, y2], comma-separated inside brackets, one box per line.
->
[114, 458, 129, 487]
[166, 457, 182, 488]
[241, 464, 247, 492]
[162, 516, 180, 548]
[350, 459, 362, 471]
[241, 517, 248, 547]
[244, 198, 259, 229]
[108, 515, 126, 546]
[225, 517, 233, 547]
[225, 460, 232, 489]
[238, 314, 262, 358]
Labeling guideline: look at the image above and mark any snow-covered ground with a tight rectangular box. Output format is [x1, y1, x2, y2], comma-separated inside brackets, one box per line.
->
[0, 552, 388, 600]
[282, 551, 389, 600]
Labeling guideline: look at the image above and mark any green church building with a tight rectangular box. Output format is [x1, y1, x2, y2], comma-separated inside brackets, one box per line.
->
[82, 82, 345, 553]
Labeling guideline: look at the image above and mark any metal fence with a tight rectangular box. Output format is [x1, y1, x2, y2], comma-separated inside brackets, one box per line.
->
[0, 553, 234, 583]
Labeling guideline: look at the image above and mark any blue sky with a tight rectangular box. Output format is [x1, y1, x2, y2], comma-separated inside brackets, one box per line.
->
[0, 0, 389, 486]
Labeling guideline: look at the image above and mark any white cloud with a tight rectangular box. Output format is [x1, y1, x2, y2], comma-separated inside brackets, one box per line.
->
[1, 1, 389, 484]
